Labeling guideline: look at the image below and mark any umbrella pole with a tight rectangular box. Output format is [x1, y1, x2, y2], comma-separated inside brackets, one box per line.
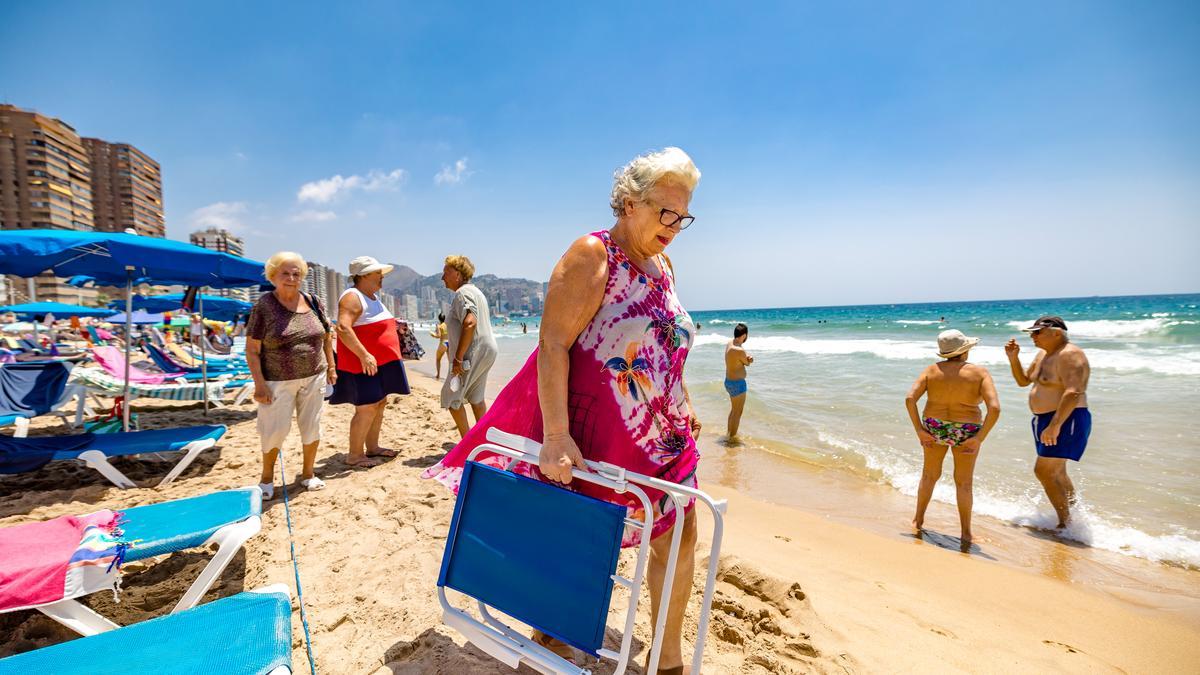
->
[200, 292, 209, 415]
[123, 269, 133, 432]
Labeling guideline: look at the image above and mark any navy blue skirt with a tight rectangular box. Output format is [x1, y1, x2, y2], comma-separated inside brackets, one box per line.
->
[329, 359, 410, 405]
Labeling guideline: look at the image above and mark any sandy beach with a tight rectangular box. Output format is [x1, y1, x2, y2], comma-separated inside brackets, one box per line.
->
[2, 369, 1198, 674]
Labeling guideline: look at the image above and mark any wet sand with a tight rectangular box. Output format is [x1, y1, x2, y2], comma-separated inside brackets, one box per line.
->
[1, 369, 1197, 673]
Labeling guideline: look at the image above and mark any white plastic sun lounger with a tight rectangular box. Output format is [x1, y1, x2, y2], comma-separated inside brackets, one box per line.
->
[0, 487, 263, 636]
[0, 584, 293, 674]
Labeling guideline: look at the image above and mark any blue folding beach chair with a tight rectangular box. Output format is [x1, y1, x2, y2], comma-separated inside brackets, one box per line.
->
[0, 360, 89, 437]
[0, 487, 263, 636]
[0, 424, 227, 487]
[438, 429, 726, 675]
[0, 584, 293, 675]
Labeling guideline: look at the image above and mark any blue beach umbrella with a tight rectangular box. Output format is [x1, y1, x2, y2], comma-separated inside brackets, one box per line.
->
[0, 230, 263, 287]
[0, 302, 116, 320]
[0, 230, 265, 428]
[116, 293, 253, 322]
[104, 309, 165, 325]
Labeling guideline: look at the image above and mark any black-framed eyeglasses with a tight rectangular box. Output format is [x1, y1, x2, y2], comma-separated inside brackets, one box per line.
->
[657, 207, 695, 230]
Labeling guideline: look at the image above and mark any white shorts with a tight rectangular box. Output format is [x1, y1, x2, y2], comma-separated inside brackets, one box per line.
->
[257, 372, 326, 453]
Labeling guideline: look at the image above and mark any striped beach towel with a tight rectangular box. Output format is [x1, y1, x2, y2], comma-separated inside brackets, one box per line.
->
[70, 367, 226, 402]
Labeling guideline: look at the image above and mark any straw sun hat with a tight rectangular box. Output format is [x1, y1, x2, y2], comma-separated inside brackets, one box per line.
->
[937, 329, 980, 359]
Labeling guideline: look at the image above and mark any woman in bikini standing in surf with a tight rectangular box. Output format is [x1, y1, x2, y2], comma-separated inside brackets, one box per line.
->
[905, 329, 1001, 548]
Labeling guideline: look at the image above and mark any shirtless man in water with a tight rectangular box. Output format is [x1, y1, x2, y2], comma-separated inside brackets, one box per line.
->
[1006, 316, 1092, 528]
[724, 322, 753, 440]
[905, 330, 1001, 546]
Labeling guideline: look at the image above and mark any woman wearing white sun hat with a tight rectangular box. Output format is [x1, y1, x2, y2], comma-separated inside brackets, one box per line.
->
[329, 255, 411, 468]
[904, 328, 1001, 548]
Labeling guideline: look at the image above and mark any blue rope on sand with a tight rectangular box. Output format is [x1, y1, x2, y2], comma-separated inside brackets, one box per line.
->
[278, 454, 318, 675]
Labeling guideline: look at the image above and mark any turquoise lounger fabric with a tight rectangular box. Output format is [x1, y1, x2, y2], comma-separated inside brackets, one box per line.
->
[0, 589, 292, 674]
[121, 487, 258, 562]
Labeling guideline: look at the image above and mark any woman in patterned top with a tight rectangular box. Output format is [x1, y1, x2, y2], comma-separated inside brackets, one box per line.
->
[246, 251, 335, 499]
[425, 148, 703, 674]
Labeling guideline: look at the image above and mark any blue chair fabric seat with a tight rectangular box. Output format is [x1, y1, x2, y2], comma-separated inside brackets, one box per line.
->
[438, 461, 627, 656]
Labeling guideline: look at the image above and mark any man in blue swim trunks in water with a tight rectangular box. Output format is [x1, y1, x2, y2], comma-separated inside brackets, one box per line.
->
[1006, 316, 1092, 528]
[724, 323, 754, 440]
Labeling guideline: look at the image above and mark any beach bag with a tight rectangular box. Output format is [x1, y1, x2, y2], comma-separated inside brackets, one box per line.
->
[84, 397, 139, 433]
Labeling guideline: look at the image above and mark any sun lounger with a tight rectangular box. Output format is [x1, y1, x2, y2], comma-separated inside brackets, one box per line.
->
[0, 487, 263, 637]
[0, 361, 90, 437]
[438, 429, 727, 675]
[147, 343, 249, 376]
[0, 584, 292, 674]
[0, 424, 227, 488]
[70, 366, 251, 406]
[175, 343, 246, 367]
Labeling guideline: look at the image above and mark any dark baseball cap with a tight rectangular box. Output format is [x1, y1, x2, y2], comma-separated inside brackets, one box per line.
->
[1021, 315, 1068, 332]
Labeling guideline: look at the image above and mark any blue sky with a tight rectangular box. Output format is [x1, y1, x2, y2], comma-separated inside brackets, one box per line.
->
[3, 1, 1197, 310]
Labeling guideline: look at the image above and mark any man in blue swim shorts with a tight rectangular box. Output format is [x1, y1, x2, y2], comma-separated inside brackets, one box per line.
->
[1005, 316, 1092, 528]
[724, 323, 754, 440]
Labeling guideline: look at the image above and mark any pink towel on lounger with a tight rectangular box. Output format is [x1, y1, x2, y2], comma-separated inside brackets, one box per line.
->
[0, 510, 121, 611]
[92, 346, 168, 384]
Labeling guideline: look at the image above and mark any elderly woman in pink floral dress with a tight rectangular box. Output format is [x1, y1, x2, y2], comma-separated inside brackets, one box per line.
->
[424, 147, 702, 674]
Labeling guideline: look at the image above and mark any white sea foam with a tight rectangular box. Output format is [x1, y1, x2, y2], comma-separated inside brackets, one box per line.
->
[894, 319, 942, 325]
[817, 431, 1200, 568]
[1006, 318, 1171, 338]
[693, 334, 1200, 375]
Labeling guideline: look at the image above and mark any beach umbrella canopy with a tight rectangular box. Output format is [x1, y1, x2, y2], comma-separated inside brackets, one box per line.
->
[0, 230, 264, 288]
[105, 309, 165, 325]
[115, 293, 253, 321]
[0, 301, 116, 320]
[0, 229, 265, 430]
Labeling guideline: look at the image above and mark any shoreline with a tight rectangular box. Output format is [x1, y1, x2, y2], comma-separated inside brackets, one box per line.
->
[410, 336, 1200, 617]
[0, 369, 1196, 672]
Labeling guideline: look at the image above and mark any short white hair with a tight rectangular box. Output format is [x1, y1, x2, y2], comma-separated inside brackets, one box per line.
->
[610, 147, 701, 216]
[264, 251, 308, 282]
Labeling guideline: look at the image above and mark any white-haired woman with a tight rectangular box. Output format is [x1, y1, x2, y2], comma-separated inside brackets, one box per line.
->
[246, 251, 334, 498]
[425, 148, 704, 673]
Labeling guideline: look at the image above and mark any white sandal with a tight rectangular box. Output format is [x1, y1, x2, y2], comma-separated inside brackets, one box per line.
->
[259, 483, 275, 500]
[300, 476, 326, 491]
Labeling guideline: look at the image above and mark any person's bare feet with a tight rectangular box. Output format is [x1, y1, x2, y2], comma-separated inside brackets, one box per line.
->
[345, 454, 381, 468]
[366, 447, 399, 458]
[912, 516, 924, 531]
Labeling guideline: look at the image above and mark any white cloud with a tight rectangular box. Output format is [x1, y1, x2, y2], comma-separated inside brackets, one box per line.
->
[435, 157, 471, 186]
[297, 168, 407, 204]
[288, 209, 337, 223]
[189, 201, 248, 232]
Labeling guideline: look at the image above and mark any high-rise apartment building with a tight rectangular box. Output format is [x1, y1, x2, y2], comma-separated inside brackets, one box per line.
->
[0, 104, 97, 303]
[190, 227, 249, 301]
[305, 261, 330, 308]
[84, 138, 164, 237]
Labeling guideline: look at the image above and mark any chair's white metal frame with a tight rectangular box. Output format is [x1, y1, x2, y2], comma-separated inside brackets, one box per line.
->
[439, 429, 726, 675]
[3, 486, 263, 636]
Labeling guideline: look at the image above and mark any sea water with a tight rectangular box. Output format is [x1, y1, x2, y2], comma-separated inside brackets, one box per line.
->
[415, 293, 1200, 571]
